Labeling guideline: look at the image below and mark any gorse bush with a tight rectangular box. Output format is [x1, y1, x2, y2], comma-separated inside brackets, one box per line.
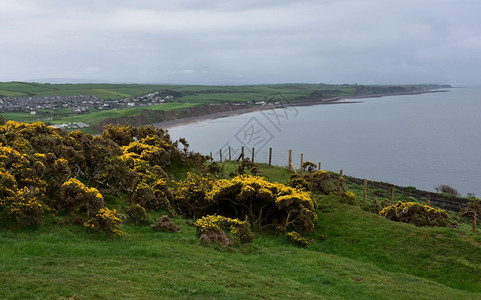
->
[60, 178, 104, 216]
[174, 173, 217, 218]
[379, 201, 451, 227]
[177, 174, 318, 234]
[84, 207, 123, 236]
[340, 191, 357, 205]
[152, 215, 181, 232]
[289, 170, 337, 195]
[0, 120, 319, 241]
[126, 203, 149, 225]
[194, 215, 254, 245]
[0, 120, 205, 231]
[286, 231, 309, 248]
[0, 187, 45, 228]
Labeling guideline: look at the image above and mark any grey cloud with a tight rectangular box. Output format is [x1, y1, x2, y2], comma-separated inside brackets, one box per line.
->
[1, 0, 480, 85]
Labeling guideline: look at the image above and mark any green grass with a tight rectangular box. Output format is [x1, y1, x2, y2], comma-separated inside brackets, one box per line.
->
[1, 218, 480, 299]
[1, 112, 47, 122]
[1, 163, 481, 299]
[0, 89, 28, 97]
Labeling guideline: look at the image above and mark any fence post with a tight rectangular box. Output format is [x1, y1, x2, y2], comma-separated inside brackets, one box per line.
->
[241, 146, 245, 161]
[300, 153, 304, 175]
[219, 149, 223, 163]
[210, 152, 213, 161]
[251, 147, 255, 162]
[390, 187, 394, 206]
[269, 147, 272, 166]
[363, 179, 367, 206]
[318, 162, 321, 171]
[288, 149, 293, 172]
[426, 195, 430, 206]
[228, 146, 231, 161]
[338, 169, 343, 193]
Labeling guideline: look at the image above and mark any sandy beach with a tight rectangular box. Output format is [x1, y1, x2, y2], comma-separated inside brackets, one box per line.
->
[153, 96, 352, 129]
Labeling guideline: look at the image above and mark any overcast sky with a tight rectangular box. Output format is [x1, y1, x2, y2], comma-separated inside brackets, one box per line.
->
[1, 0, 480, 85]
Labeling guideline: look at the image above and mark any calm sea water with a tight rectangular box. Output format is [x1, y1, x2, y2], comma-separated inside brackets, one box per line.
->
[168, 87, 481, 196]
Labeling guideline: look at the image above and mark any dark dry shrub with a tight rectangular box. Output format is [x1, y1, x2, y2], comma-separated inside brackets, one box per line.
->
[152, 215, 181, 232]
[286, 231, 309, 248]
[379, 201, 451, 227]
[126, 203, 149, 225]
[235, 158, 258, 176]
[205, 162, 223, 176]
[435, 184, 460, 197]
[199, 228, 232, 247]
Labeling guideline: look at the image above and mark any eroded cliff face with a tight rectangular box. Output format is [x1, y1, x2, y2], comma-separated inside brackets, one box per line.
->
[93, 103, 248, 132]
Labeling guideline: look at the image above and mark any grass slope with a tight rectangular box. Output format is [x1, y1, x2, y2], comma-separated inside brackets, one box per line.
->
[1, 222, 479, 299]
[1, 163, 480, 299]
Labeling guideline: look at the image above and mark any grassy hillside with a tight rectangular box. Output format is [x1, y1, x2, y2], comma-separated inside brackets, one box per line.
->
[1, 161, 480, 299]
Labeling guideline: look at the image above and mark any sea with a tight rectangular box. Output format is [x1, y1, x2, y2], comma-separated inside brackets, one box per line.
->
[168, 86, 481, 197]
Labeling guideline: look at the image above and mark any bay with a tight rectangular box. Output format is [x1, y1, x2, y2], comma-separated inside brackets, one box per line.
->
[168, 87, 481, 197]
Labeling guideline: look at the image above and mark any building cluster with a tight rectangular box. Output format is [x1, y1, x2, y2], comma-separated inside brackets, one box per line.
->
[0, 90, 176, 114]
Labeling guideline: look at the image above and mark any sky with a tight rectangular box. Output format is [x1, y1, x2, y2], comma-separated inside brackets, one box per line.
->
[1, 0, 481, 85]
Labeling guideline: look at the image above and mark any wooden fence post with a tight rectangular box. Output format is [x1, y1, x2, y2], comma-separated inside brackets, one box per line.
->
[390, 187, 394, 206]
[300, 153, 304, 175]
[228, 146, 231, 161]
[338, 169, 343, 193]
[288, 149, 292, 172]
[210, 152, 213, 161]
[269, 147, 272, 166]
[363, 179, 367, 206]
[219, 149, 223, 162]
[241, 146, 244, 161]
[251, 147, 255, 162]
[318, 162, 321, 171]
[426, 195, 430, 206]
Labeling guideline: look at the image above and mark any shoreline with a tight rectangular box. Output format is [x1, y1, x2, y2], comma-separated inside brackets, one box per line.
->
[153, 89, 449, 129]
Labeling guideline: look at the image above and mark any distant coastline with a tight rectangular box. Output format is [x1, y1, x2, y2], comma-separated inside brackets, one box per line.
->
[153, 88, 450, 129]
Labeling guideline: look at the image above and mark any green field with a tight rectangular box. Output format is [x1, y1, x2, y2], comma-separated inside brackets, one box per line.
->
[0, 82, 442, 101]
[1, 162, 480, 299]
